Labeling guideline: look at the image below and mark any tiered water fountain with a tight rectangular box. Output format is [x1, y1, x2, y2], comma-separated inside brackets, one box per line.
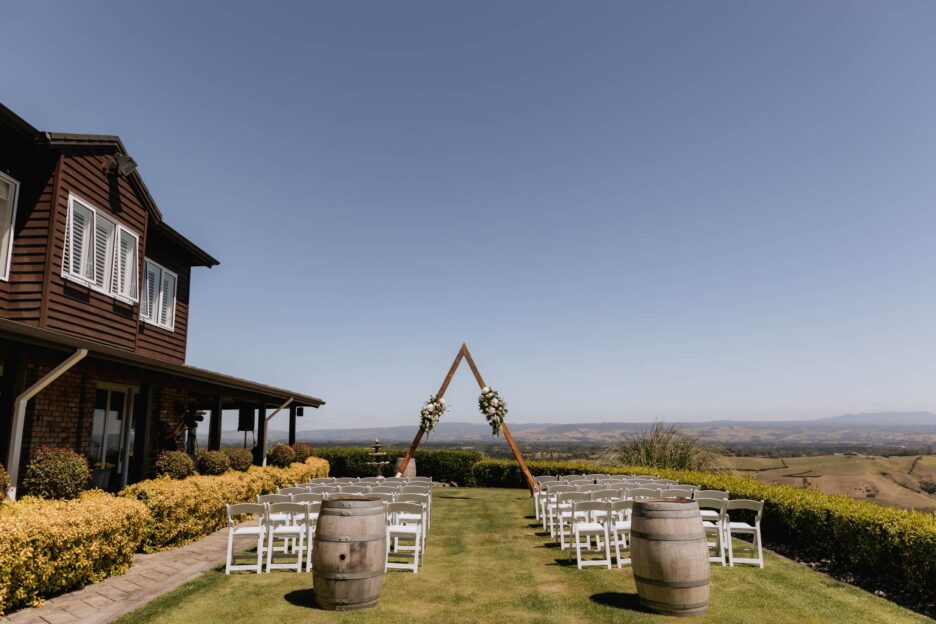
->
[366, 438, 389, 477]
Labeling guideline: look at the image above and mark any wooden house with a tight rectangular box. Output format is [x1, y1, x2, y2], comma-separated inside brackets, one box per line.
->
[0, 103, 323, 497]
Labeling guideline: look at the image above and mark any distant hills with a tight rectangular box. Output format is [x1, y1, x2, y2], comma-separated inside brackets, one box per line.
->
[220, 411, 936, 447]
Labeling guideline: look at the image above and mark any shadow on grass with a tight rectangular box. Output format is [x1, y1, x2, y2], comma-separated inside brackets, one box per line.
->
[436, 495, 472, 500]
[284, 588, 320, 609]
[590, 592, 646, 612]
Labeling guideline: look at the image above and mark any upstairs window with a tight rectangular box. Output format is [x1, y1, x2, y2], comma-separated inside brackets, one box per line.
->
[0, 172, 20, 282]
[63, 194, 139, 302]
[140, 258, 177, 331]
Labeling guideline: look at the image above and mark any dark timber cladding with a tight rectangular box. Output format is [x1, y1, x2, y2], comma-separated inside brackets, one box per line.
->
[0, 102, 325, 491]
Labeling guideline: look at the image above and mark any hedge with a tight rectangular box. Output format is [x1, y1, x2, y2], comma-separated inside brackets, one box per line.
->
[0, 490, 150, 614]
[315, 448, 481, 484]
[121, 457, 329, 552]
[471, 459, 936, 602]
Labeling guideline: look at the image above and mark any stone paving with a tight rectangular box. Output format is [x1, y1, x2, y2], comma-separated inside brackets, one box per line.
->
[1, 526, 257, 624]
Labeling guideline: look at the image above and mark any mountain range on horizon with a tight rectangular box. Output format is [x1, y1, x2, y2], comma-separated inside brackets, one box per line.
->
[216, 411, 936, 446]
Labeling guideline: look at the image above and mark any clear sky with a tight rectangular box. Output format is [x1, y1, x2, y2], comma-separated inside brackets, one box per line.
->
[4, 2, 936, 428]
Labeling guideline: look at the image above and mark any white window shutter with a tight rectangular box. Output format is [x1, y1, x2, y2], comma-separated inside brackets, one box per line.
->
[93, 217, 115, 288]
[160, 270, 177, 329]
[68, 202, 94, 280]
[0, 178, 13, 279]
[142, 261, 159, 321]
[115, 228, 138, 299]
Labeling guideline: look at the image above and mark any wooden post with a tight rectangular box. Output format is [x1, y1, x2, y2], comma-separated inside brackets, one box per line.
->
[208, 395, 223, 451]
[254, 403, 267, 466]
[288, 405, 297, 445]
[396, 344, 537, 494]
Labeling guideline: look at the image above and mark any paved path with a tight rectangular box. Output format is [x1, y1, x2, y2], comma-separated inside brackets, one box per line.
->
[1, 526, 256, 624]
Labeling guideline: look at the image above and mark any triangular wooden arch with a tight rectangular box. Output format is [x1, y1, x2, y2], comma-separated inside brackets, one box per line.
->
[396, 343, 536, 493]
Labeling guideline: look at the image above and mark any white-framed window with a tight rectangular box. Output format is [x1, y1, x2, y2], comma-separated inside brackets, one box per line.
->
[140, 258, 177, 331]
[62, 193, 139, 303]
[0, 171, 20, 282]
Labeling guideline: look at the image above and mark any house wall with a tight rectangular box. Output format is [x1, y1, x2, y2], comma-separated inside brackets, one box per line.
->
[0, 142, 196, 365]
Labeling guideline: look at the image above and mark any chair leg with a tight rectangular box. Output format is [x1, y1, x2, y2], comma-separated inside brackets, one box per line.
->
[574, 530, 582, 569]
[727, 529, 735, 567]
[603, 528, 611, 569]
[613, 531, 622, 569]
[255, 531, 265, 574]
[756, 528, 764, 568]
[225, 530, 234, 574]
[266, 530, 275, 573]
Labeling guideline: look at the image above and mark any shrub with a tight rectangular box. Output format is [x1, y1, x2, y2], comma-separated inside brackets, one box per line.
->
[155, 451, 195, 480]
[195, 450, 230, 476]
[121, 456, 329, 552]
[412, 449, 482, 485]
[222, 447, 253, 472]
[0, 465, 8, 502]
[267, 444, 296, 468]
[0, 490, 149, 614]
[471, 458, 936, 603]
[21, 446, 90, 500]
[291, 442, 314, 463]
[920, 480, 936, 495]
[601, 423, 724, 471]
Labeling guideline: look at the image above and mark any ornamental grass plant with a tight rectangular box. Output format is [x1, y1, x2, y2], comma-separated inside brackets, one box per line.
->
[601, 422, 724, 472]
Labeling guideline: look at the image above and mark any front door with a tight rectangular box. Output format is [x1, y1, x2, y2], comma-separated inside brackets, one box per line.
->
[89, 385, 136, 490]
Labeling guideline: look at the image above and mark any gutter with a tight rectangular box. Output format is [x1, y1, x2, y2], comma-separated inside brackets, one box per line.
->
[261, 397, 294, 467]
[7, 348, 88, 500]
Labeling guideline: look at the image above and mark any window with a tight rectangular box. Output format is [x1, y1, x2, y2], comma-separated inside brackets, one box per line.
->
[0, 171, 20, 282]
[141, 258, 177, 331]
[63, 194, 139, 302]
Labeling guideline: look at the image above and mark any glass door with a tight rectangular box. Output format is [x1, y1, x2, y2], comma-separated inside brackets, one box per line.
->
[90, 386, 136, 490]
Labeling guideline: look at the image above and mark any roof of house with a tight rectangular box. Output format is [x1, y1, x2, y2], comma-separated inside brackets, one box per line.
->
[0, 318, 325, 408]
[0, 103, 219, 267]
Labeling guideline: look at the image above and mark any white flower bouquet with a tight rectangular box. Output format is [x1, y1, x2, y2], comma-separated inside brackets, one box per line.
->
[478, 386, 507, 436]
[419, 395, 448, 433]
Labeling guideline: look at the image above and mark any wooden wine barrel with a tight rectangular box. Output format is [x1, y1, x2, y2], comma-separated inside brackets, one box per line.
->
[630, 498, 710, 617]
[394, 457, 417, 478]
[312, 497, 387, 611]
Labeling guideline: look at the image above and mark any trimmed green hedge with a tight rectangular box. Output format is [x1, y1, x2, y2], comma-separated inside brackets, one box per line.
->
[471, 459, 936, 602]
[0, 491, 150, 614]
[315, 447, 481, 484]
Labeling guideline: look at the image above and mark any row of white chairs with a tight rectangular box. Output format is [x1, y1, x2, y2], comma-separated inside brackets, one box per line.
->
[535, 480, 764, 569]
[307, 476, 433, 485]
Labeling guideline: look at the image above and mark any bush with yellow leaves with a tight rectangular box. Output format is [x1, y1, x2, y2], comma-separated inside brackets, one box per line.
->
[0, 490, 150, 614]
[121, 456, 329, 552]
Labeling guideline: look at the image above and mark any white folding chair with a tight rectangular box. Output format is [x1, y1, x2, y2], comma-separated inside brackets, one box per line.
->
[556, 492, 588, 549]
[265, 502, 308, 573]
[225, 503, 266, 574]
[659, 488, 694, 499]
[278, 486, 308, 496]
[696, 497, 727, 565]
[570, 501, 612, 569]
[609, 499, 633, 568]
[544, 484, 575, 535]
[396, 492, 430, 547]
[386, 502, 422, 573]
[304, 501, 322, 571]
[533, 475, 558, 520]
[626, 488, 660, 500]
[340, 485, 369, 494]
[726, 499, 764, 568]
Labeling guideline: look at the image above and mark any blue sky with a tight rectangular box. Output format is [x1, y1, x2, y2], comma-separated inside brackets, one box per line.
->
[4, 2, 936, 428]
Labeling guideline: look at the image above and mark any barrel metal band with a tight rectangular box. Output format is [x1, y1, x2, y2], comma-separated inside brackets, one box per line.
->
[640, 597, 708, 611]
[315, 533, 386, 543]
[633, 511, 700, 519]
[315, 570, 384, 581]
[630, 530, 705, 542]
[634, 574, 709, 589]
[321, 509, 383, 517]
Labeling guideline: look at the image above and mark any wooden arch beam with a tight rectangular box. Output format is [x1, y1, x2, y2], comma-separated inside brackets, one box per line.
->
[396, 344, 537, 493]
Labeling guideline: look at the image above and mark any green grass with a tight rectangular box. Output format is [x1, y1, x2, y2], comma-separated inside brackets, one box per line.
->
[115, 488, 932, 624]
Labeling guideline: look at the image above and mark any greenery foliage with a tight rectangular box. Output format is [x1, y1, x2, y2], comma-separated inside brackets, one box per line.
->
[21, 446, 90, 500]
[195, 450, 230, 476]
[267, 444, 296, 468]
[291, 442, 314, 464]
[221, 448, 253, 472]
[155, 451, 195, 480]
[0, 490, 150, 614]
[470, 458, 936, 603]
[314, 447, 481, 484]
[121, 457, 329, 552]
[602, 422, 724, 471]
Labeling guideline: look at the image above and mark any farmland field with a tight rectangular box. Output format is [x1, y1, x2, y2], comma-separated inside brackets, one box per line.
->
[724, 454, 936, 511]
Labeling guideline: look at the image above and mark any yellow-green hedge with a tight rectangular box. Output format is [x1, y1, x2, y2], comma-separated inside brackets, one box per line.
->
[0, 490, 150, 615]
[121, 457, 329, 552]
[472, 459, 936, 602]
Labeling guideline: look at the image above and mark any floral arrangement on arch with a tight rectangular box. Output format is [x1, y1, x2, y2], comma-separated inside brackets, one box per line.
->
[419, 395, 448, 433]
[478, 387, 507, 436]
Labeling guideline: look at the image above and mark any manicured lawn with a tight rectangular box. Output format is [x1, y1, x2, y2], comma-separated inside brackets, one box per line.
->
[116, 488, 931, 624]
